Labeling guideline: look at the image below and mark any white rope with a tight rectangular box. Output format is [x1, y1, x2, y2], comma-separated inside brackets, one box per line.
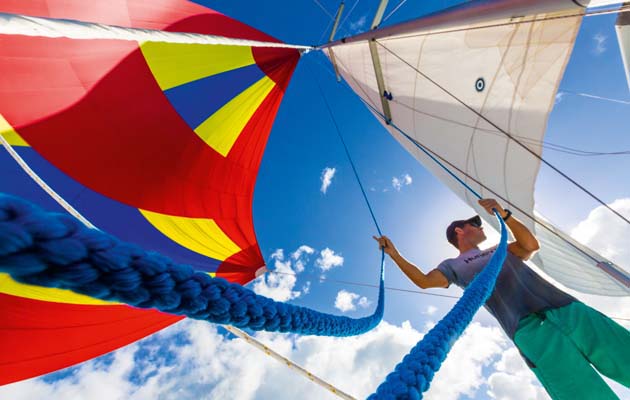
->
[0, 12, 312, 50]
[0, 132, 95, 228]
[223, 325, 356, 400]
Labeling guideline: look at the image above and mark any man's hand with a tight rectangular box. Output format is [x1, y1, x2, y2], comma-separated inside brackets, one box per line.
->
[478, 198, 508, 219]
[373, 235, 399, 257]
[478, 199, 541, 260]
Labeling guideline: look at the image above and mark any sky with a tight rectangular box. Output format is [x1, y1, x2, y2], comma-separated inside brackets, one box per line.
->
[2, 1, 630, 399]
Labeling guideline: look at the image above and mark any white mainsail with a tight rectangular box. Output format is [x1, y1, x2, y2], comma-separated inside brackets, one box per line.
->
[616, 3, 630, 91]
[326, 0, 630, 296]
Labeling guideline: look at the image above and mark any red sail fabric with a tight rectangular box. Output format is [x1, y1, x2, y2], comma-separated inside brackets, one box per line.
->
[0, 0, 299, 384]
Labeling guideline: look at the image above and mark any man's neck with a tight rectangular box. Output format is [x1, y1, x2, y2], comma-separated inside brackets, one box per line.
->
[458, 243, 479, 255]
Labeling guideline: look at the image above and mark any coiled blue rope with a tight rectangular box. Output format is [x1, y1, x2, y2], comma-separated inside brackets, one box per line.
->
[0, 193, 383, 336]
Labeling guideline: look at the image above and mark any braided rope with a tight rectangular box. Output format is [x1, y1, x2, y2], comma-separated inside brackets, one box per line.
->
[369, 214, 508, 399]
[0, 193, 384, 336]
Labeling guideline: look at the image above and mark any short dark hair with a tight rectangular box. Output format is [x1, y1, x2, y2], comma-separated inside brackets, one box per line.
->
[446, 215, 481, 248]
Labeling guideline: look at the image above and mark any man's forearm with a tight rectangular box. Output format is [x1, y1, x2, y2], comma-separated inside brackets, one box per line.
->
[390, 252, 429, 288]
[505, 214, 540, 251]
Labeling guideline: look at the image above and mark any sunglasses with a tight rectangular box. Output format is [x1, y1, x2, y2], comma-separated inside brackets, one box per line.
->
[466, 221, 482, 228]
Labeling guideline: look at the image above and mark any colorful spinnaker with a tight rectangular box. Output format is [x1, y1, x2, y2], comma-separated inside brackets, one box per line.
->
[325, 0, 630, 296]
[0, 0, 298, 384]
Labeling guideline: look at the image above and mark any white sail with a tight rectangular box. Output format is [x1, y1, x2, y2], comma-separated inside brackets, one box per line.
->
[616, 4, 630, 91]
[327, 0, 630, 295]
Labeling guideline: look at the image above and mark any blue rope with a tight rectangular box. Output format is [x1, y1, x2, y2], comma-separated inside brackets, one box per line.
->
[310, 60, 383, 237]
[0, 193, 383, 336]
[369, 214, 507, 399]
[310, 55, 509, 398]
[345, 86, 510, 399]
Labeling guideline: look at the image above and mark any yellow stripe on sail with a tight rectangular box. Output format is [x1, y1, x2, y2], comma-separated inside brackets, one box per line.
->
[140, 42, 256, 90]
[0, 273, 116, 305]
[140, 210, 241, 262]
[0, 114, 28, 146]
[0, 270, 216, 305]
[194, 76, 275, 157]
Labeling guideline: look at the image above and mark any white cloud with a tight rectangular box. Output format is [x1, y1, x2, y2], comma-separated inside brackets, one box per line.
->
[292, 245, 315, 260]
[334, 290, 370, 312]
[0, 320, 423, 400]
[424, 305, 438, 316]
[564, 197, 630, 329]
[425, 323, 508, 400]
[320, 167, 336, 194]
[555, 91, 565, 105]
[315, 248, 344, 271]
[252, 249, 301, 301]
[392, 173, 413, 191]
[292, 245, 315, 273]
[349, 15, 367, 32]
[0, 318, 540, 400]
[487, 348, 549, 400]
[251, 245, 319, 301]
[571, 198, 630, 270]
[593, 33, 607, 55]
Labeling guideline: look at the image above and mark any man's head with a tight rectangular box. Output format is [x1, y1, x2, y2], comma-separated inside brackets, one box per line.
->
[446, 215, 486, 250]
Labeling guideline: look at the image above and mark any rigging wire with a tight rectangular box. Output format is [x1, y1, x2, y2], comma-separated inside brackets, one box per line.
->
[338, 0, 362, 35]
[311, 0, 337, 44]
[559, 90, 630, 106]
[382, 0, 408, 23]
[376, 40, 630, 226]
[312, 0, 335, 20]
[266, 271, 630, 323]
[318, 17, 336, 44]
[308, 61, 384, 236]
[389, 99, 630, 157]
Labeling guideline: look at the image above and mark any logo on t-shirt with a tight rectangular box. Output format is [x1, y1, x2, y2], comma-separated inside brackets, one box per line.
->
[463, 248, 495, 264]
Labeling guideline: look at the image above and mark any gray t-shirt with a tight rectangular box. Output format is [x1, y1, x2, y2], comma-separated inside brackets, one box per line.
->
[436, 246, 576, 338]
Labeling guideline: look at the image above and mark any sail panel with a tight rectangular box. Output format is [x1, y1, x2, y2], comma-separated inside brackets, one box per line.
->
[329, 0, 630, 295]
[0, 0, 299, 384]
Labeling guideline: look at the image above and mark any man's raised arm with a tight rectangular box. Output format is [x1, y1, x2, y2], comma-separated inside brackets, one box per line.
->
[373, 235, 449, 289]
[478, 199, 540, 261]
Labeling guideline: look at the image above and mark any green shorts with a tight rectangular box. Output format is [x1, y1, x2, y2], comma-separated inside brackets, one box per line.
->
[514, 302, 630, 400]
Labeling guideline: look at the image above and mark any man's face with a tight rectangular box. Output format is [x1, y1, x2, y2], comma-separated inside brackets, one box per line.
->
[457, 222, 486, 248]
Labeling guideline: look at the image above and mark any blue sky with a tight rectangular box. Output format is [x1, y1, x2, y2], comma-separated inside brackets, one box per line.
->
[2, 1, 630, 399]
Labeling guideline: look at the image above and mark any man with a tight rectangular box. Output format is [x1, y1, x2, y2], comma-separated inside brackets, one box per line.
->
[373, 198, 630, 400]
